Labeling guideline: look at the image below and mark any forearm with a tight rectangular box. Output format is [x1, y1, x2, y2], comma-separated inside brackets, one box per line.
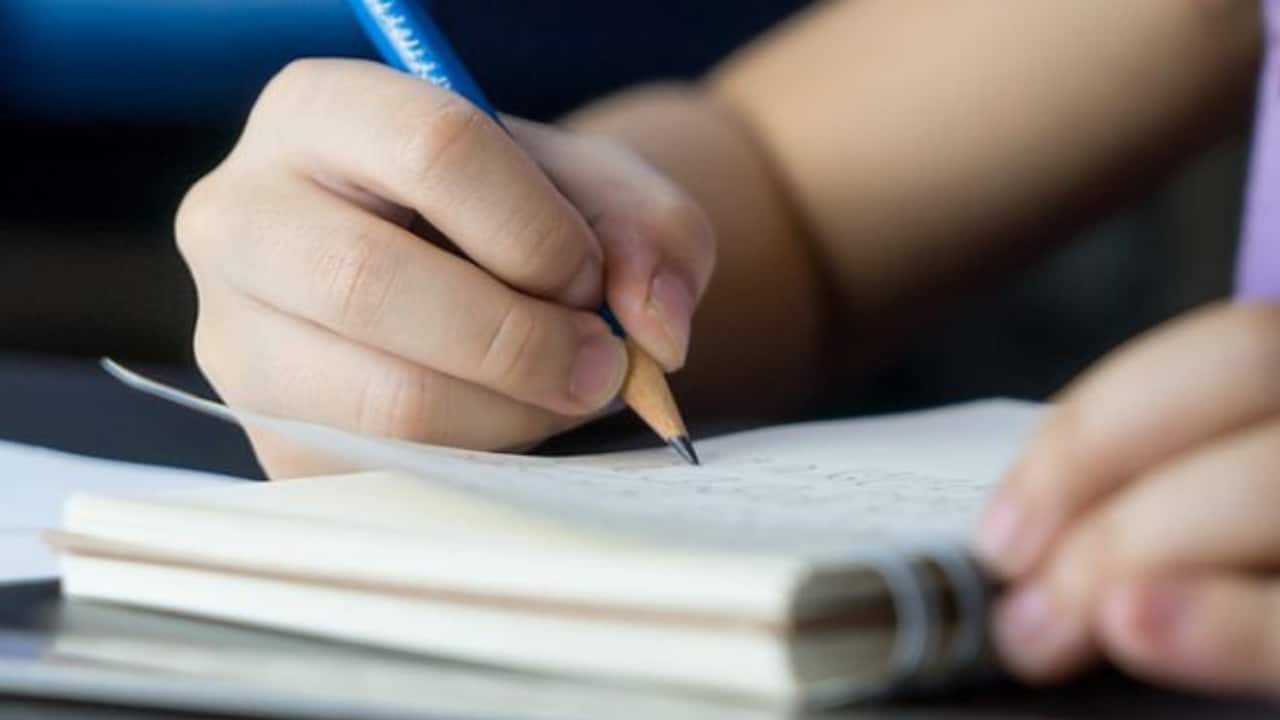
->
[568, 0, 1262, 420]
[711, 0, 1261, 348]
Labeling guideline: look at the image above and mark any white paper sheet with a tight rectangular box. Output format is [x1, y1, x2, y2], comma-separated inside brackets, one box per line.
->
[0, 440, 238, 583]
[105, 360, 1043, 558]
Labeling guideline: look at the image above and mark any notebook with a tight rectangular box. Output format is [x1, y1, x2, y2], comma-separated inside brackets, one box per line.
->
[0, 439, 233, 584]
[48, 361, 1042, 706]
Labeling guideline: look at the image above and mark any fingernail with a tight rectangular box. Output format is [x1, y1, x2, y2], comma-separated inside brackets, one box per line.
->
[977, 466, 1049, 576]
[1104, 581, 1190, 655]
[569, 331, 627, 410]
[995, 584, 1078, 674]
[1134, 583, 1189, 638]
[647, 270, 695, 368]
[563, 254, 603, 308]
[977, 486, 1036, 577]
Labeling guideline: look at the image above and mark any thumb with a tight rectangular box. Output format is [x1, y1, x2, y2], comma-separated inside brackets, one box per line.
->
[507, 118, 715, 371]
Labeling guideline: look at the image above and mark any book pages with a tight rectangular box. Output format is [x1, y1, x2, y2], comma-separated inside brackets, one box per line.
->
[103, 361, 1041, 559]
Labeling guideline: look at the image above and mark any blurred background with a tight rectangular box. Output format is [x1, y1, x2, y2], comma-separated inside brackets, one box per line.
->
[0, 0, 1252, 421]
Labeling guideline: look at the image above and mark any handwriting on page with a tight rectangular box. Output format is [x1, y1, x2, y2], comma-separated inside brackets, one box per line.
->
[341, 402, 1043, 557]
[412, 451, 993, 558]
[103, 364, 1039, 558]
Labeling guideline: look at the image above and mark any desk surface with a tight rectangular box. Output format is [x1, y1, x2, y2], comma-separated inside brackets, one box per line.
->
[0, 352, 1274, 718]
[0, 352, 262, 479]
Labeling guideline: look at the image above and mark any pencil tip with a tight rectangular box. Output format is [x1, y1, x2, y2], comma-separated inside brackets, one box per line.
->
[670, 435, 700, 466]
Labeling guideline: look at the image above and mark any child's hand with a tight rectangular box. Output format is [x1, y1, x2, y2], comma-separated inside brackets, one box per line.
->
[976, 302, 1280, 696]
[175, 60, 714, 477]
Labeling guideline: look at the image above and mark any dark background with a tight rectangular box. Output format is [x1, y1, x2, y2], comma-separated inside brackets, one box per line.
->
[0, 0, 1251, 451]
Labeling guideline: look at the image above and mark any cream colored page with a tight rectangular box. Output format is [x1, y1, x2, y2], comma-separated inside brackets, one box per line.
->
[2, 439, 236, 582]
[105, 361, 1041, 558]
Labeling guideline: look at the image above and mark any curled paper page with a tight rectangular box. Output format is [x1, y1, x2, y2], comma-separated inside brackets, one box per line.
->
[101, 360, 1041, 560]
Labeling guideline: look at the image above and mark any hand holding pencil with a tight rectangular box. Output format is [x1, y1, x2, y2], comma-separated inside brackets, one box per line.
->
[175, 58, 713, 477]
[344, 0, 701, 464]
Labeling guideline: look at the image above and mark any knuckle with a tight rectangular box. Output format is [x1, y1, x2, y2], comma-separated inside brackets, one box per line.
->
[399, 97, 486, 188]
[174, 176, 224, 263]
[245, 59, 335, 152]
[648, 189, 716, 269]
[478, 300, 542, 390]
[649, 190, 708, 243]
[500, 203, 583, 284]
[260, 59, 324, 109]
[318, 237, 400, 332]
[356, 364, 439, 441]
[1054, 516, 1118, 610]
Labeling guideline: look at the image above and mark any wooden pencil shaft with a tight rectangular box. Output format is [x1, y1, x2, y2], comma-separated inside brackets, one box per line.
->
[620, 338, 689, 442]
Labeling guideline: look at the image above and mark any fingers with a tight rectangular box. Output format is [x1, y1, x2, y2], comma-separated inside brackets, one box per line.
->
[1099, 575, 1280, 697]
[179, 57, 717, 479]
[509, 118, 716, 371]
[1052, 418, 1280, 590]
[993, 417, 1280, 681]
[241, 59, 604, 308]
[193, 288, 576, 477]
[178, 177, 627, 416]
[235, 58, 717, 373]
[977, 302, 1280, 578]
[992, 581, 1098, 683]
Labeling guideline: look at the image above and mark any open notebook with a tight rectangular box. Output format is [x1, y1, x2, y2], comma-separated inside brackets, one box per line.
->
[48, 362, 1042, 706]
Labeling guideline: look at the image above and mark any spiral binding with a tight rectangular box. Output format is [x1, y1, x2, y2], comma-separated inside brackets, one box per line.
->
[864, 551, 934, 684]
[932, 548, 990, 672]
[870, 543, 992, 693]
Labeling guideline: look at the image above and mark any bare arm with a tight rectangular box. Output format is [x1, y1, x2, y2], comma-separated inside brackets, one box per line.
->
[568, 0, 1261, 419]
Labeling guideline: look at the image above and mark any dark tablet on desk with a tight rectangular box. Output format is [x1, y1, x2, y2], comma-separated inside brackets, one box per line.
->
[0, 582, 1273, 720]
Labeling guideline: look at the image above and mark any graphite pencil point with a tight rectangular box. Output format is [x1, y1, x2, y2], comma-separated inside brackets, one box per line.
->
[670, 435, 700, 466]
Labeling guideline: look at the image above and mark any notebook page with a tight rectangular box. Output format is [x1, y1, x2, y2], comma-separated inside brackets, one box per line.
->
[105, 361, 1041, 559]
[430, 402, 1041, 556]
[1, 440, 236, 582]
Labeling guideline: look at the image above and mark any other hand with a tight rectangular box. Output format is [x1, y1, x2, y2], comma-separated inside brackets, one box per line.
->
[977, 301, 1280, 698]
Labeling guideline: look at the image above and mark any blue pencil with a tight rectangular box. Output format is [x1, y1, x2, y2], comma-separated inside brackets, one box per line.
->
[343, 0, 699, 465]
